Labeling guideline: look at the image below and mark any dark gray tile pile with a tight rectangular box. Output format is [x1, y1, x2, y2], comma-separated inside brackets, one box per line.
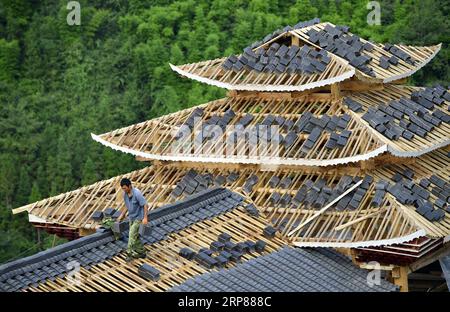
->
[174, 107, 204, 140]
[382, 43, 416, 67]
[305, 24, 376, 77]
[382, 168, 449, 222]
[171, 170, 214, 198]
[178, 232, 267, 270]
[246, 18, 321, 51]
[289, 175, 375, 214]
[223, 42, 331, 75]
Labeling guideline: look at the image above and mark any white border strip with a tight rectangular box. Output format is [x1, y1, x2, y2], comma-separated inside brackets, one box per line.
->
[292, 229, 426, 248]
[387, 139, 450, 158]
[169, 63, 355, 92]
[383, 44, 442, 83]
[91, 133, 388, 167]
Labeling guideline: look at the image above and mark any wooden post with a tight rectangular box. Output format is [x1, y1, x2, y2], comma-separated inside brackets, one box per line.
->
[116, 185, 123, 208]
[331, 83, 341, 100]
[291, 36, 300, 46]
[392, 266, 409, 292]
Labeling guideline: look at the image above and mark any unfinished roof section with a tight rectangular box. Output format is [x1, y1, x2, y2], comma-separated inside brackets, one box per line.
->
[345, 84, 450, 157]
[2, 188, 290, 292]
[170, 246, 398, 292]
[13, 147, 449, 248]
[92, 95, 387, 167]
[288, 22, 440, 83]
[170, 20, 440, 91]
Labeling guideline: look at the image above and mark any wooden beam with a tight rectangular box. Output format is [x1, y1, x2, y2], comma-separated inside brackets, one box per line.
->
[409, 242, 450, 273]
[359, 262, 395, 271]
[334, 208, 387, 231]
[360, 158, 376, 170]
[233, 90, 333, 101]
[374, 154, 417, 166]
[340, 80, 384, 92]
[390, 77, 408, 84]
[135, 156, 152, 162]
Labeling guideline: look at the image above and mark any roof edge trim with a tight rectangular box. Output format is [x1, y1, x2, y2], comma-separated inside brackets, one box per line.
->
[292, 229, 427, 248]
[387, 138, 450, 158]
[169, 63, 355, 92]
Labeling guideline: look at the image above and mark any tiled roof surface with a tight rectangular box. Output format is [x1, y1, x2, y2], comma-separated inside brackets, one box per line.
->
[0, 231, 123, 292]
[170, 246, 398, 292]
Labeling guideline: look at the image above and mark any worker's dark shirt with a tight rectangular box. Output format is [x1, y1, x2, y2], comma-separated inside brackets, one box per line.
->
[123, 188, 147, 221]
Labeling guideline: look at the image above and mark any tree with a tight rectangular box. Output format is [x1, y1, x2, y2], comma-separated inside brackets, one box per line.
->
[82, 157, 98, 185]
[0, 39, 19, 81]
[288, 0, 319, 25]
[28, 182, 42, 203]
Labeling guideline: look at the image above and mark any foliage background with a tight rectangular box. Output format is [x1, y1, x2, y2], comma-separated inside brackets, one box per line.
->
[0, 0, 448, 264]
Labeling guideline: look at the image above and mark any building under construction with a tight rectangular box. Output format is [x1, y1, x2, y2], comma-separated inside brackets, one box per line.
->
[1, 19, 449, 292]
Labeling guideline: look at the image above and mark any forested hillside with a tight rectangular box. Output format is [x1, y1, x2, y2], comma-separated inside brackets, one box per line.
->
[0, 0, 448, 263]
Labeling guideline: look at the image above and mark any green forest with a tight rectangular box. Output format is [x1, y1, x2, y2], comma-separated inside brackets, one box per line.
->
[0, 0, 448, 264]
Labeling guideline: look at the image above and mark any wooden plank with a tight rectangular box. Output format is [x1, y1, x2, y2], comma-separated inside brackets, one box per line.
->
[288, 179, 363, 236]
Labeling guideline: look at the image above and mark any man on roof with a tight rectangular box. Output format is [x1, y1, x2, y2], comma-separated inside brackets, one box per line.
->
[120, 178, 149, 261]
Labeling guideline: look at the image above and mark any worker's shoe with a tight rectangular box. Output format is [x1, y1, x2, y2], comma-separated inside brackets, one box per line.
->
[136, 251, 147, 259]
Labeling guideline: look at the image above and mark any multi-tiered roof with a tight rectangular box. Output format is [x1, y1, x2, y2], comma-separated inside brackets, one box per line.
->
[2, 19, 449, 292]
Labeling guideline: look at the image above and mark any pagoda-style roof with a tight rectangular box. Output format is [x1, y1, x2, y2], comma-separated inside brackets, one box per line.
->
[170, 21, 441, 91]
[13, 147, 450, 248]
[91, 84, 449, 165]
